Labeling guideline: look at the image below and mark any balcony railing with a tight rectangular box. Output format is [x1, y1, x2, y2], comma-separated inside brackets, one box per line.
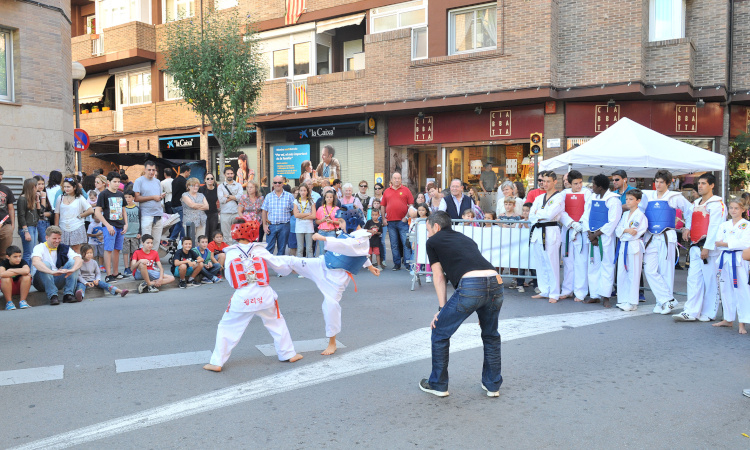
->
[288, 80, 308, 109]
[92, 35, 104, 56]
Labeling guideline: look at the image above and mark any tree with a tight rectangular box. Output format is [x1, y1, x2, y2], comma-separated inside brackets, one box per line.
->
[728, 132, 750, 191]
[163, 10, 265, 180]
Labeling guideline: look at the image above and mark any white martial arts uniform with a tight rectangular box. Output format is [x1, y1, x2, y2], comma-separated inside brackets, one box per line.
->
[529, 191, 565, 300]
[582, 191, 623, 300]
[639, 190, 692, 307]
[683, 195, 725, 320]
[209, 243, 297, 367]
[716, 219, 750, 323]
[615, 209, 648, 306]
[277, 231, 373, 338]
[560, 187, 592, 299]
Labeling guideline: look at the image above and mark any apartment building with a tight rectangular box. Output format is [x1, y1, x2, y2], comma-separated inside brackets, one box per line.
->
[72, 0, 748, 194]
[1, 0, 74, 179]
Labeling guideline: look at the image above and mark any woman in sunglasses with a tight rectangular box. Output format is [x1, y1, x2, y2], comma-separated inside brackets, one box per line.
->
[54, 175, 95, 253]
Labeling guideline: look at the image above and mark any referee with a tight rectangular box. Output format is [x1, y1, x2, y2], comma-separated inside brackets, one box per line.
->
[419, 211, 504, 398]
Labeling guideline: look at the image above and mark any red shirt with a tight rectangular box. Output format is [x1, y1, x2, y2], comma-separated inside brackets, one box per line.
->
[208, 241, 228, 256]
[131, 249, 160, 271]
[525, 188, 544, 205]
[380, 185, 414, 221]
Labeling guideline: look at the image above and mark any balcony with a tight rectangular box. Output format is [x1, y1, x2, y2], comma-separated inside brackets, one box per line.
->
[71, 21, 156, 72]
[288, 80, 308, 109]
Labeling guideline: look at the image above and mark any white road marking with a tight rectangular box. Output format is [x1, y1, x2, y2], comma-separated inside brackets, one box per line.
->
[0, 365, 64, 387]
[115, 352, 212, 374]
[255, 338, 346, 356]
[12, 308, 648, 450]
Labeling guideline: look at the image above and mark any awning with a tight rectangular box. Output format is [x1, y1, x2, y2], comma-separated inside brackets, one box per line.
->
[316, 13, 366, 33]
[78, 73, 112, 105]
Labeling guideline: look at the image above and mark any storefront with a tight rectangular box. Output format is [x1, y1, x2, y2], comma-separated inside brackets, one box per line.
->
[387, 105, 545, 194]
[159, 134, 203, 162]
[565, 101, 725, 189]
[263, 120, 375, 187]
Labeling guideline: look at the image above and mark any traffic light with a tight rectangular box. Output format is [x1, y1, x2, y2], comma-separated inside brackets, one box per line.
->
[530, 132, 543, 156]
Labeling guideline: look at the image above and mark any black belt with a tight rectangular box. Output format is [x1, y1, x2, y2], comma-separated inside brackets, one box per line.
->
[689, 237, 708, 264]
[644, 232, 670, 260]
[530, 222, 558, 251]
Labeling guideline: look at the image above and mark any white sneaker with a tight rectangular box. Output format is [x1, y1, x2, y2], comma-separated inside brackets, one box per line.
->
[481, 384, 499, 397]
[426, 276, 432, 283]
[517, 286, 525, 293]
[653, 303, 663, 314]
[743, 388, 750, 398]
[618, 304, 637, 311]
[673, 312, 696, 322]
[697, 316, 711, 322]
[660, 299, 677, 315]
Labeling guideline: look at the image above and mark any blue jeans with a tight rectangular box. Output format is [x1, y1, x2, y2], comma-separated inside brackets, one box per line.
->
[316, 229, 337, 256]
[429, 276, 504, 392]
[19, 227, 39, 266]
[77, 279, 116, 296]
[169, 206, 184, 240]
[265, 222, 290, 256]
[32, 260, 80, 300]
[201, 264, 222, 279]
[380, 224, 387, 263]
[36, 219, 49, 244]
[388, 220, 412, 268]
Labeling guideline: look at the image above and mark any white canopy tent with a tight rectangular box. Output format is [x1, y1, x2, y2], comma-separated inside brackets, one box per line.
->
[539, 117, 726, 188]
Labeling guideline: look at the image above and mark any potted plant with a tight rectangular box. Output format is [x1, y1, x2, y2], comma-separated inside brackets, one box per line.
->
[92, 105, 100, 113]
[81, 109, 89, 114]
[102, 97, 111, 111]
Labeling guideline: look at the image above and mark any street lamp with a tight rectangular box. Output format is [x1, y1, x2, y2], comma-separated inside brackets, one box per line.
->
[72, 61, 86, 175]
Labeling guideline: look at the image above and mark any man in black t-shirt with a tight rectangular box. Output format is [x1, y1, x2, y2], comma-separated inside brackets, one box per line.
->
[419, 211, 504, 398]
[96, 172, 128, 282]
[0, 246, 31, 309]
[0, 166, 16, 259]
[169, 165, 191, 240]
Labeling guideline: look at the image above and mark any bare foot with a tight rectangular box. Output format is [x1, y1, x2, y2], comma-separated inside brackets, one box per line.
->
[203, 364, 222, 372]
[286, 354, 304, 362]
[321, 337, 337, 355]
[574, 297, 583, 302]
[713, 320, 733, 328]
[559, 294, 570, 300]
[549, 298, 558, 303]
[740, 325, 747, 335]
[531, 294, 546, 299]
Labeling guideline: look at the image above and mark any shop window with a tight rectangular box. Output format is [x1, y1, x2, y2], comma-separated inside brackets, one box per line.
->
[0, 29, 13, 103]
[163, 0, 195, 23]
[371, 0, 427, 34]
[116, 69, 151, 107]
[448, 3, 497, 55]
[649, 0, 685, 41]
[164, 72, 182, 100]
[412, 27, 427, 60]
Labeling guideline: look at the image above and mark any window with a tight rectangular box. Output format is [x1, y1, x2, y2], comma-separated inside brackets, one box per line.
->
[371, 0, 427, 33]
[293, 42, 310, 76]
[164, 73, 182, 100]
[649, 0, 685, 41]
[449, 3, 497, 55]
[412, 26, 427, 60]
[214, 0, 238, 10]
[273, 49, 289, 78]
[86, 16, 96, 34]
[115, 69, 151, 106]
[316, 44, 330, 75]
[0, 29, 12, 102]
[98, 0, 149, 29]
[163, 0, 195, 22]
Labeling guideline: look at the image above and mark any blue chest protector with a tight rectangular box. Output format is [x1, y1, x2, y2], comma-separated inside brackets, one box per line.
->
[644, 200, 676, 234]
[323, 233, 368, 274]
[589, 200, 610, 231]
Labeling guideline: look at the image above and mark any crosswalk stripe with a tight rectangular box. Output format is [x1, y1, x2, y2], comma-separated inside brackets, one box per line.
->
[0, 365, 64, 387]
[115, 351, 212, 373]
[255, 338, 346, 356]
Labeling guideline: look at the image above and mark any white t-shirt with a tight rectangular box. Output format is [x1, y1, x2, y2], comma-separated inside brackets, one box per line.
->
[56, 196, 92, 232]
[161, 178, 173, 205]
[47, 186, 62, 212]
[31, 242, 81, 274]
[293, 198, 315, 233]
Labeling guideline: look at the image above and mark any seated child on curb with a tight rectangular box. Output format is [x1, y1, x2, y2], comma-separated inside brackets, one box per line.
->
[172, 236, 204, 288]
[131, 234, 174, 294]
[77, 243, 129, 298]
[208, 230, 228, 266]
[1, 246, 32, 310]
[196, 234, 222, 283]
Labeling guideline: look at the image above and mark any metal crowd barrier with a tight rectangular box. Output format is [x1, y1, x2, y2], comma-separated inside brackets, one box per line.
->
[407, 217, 537, 290]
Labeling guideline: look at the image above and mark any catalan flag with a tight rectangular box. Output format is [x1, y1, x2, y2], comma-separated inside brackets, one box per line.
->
[285, 0, 306, 25]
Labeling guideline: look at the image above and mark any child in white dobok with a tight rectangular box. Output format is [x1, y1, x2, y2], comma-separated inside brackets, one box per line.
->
[615, 189, 648, 311]
[204, 219, 302, 372]
[713, 198, 750, 334]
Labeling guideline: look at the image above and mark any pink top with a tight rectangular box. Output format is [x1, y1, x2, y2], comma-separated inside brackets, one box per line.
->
[316, 205, 340, 230]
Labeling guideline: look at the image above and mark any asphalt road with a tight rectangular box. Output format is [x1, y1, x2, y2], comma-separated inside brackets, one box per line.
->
[1, 264, 749, 449]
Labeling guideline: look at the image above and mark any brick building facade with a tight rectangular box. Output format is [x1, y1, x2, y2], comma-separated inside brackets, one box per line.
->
[72, 0, 744, 196]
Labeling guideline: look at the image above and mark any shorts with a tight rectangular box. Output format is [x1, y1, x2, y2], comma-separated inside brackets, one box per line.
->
[88, 243, 103, 257]
[103, 227, 125, 251]
[173, 266, 195, 277]
[134, 268, 161, 281]
[123, 237, 140, 256]
[369, 247, 380, 255]
[11, 277, 22, 295]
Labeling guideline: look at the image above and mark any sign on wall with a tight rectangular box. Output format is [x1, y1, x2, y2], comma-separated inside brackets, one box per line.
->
[273, 144, 310, 179]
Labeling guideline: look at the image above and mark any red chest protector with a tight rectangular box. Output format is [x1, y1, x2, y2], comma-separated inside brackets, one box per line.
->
[565, 193, 585, 222]
[675, 209, 684, 230]
[228, 256, 269, 288]
[690, 210, 710, 244]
